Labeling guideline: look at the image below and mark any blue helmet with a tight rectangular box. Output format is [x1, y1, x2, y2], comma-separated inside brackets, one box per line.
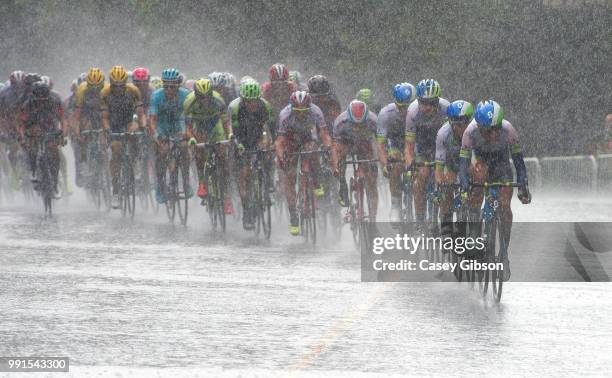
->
[393, 82, 415, 104]
[475, 100, 504, 128]
[416, 79, 441, 100]
[161, 68, 181, 83]
[447, 100, 474, 119]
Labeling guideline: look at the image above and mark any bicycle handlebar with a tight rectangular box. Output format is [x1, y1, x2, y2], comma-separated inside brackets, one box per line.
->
[111, 131, 145, 137]
[193, 139, 231, 148]
[342, 159, 378, 165]
[470, 182, 522, 188]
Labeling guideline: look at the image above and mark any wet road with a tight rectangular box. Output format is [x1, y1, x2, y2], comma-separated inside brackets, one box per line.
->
[1, 193, 611, 377]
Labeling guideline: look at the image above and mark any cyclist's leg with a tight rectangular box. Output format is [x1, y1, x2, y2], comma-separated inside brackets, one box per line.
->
[48, 137, 61, 193]
[193, 129, 208, 197]
[281, 146, 298, 219]
[110, 139, 123, 196]
[177, 139, 192, 196]
[359, 143, 378, 222]
[489, 159, 514, 257]
[238, 157, 253, 228]
[388, 146, 403, 213]
[440, 170, 457, 233]
[335, 142, 349, 206]
[24, 128, 41, 179]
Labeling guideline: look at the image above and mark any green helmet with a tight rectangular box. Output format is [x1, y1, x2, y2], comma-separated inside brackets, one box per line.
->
[356, 88, 372, 105]
[240, 81, 261, 99]
[150, 76, 163, 90]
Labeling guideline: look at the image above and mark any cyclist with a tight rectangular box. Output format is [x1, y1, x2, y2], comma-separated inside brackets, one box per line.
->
[184, 78, 234, 214]
[434, 100, 473, 235]
[149, 68, 192, 204]
[262, 63, 297, 136]
[100, 65, 145, 208]
[18, 82, 66, 196]
[0, 70, 27, 189]
[331, 100, 379, 221]
[74, 67, 106, 187]
[150, 76, 163, 90]
[276, 91, 331, 235]
[356, 88, 382, 114]
[209, 72, 235, 107]
[307, 75, 342, 129]
[377, 83, 416, 221]
[459, 100, 531, 281]
[404, 79, 450, 230]
[227, 80, 274, 230]
[221, 72, 239, 102]
[131, 67, 153, 117]
[288, 70, 307, 90]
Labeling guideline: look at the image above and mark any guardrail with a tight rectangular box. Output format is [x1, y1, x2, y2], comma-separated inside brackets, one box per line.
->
[519, 154, 612, 194]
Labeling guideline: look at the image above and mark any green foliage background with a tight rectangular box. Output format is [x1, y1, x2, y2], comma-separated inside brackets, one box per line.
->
[0, 0, 610, 155]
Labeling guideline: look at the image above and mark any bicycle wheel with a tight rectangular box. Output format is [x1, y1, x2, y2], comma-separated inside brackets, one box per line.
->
[480, 220, 494, 297]
[214, 167, 226, 232]
[165, 167, 177, 223]
[177, 160, 189, 226]
[306, 176, 316, 244]
[39, 157, 53, 217]
[350, 178, 364, 250]
[489, 217, 505, 302]
[127, 163, 136, 219]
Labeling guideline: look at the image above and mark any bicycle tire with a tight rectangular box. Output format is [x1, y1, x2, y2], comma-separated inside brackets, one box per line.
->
[490, 217, 504, 302]
[177, 161, 189, 226]
[165, 164, 177, 223]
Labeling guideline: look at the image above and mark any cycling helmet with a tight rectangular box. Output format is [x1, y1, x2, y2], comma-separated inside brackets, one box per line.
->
[416, 79, 441, 100]
[393, 83, 415, 104]
[24, 73, 41, 87]
[269, 63, 289, 82]
[161, 68, 181, 83]
[86, 68, 105, 86]
[224, 72, 236, 87]
[194, 78, 212, 96]
[475, 100, 504, 128]
[239, 75, 256, 85]
[70, 79, 79, 93]
[240, 81, 261, 100]
[132, 67, 150, 82]
[356, 88, 372, 104]
[150, 76, 162, 89]
[78, 72, 88, 85]
[288, 70, 302, 83]
[109, 65, 128, 84]
[307, 75, 330, 95]
[9, 70, 26, 86]
[178, 73, 185, 85]
[32, 82, 50, 100]
[208, 72, 226, 88]
[184, 79, 195, 91]
[40, 75, 53, 90]
[447, 100, 474, 123]
[348, 100, 368, 123]
[290, 91, 312, 109]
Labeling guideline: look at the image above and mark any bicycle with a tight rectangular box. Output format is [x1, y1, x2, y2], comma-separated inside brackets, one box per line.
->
[138, 134, 159, 214]
[160, 135, 191, 226]
[81, 128, 111, 211]
[342, 155, 379, 250]
[471, 181, 521, 302]
[387, 157, 414, 223]
[111, 131, 145, 219]
[29, 128, 63, 217]
[247, 148, 275, 239]
[192, 139, 230, 232]
[291, 149, 325, 244]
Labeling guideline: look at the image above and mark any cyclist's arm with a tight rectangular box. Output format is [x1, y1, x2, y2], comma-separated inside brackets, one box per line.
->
[404, 111, 416, 169]
[434, 126, 448, 184]
[506, 121, 528, 186]
[459, 125, 475, 191]
[376, 112, 388, 166]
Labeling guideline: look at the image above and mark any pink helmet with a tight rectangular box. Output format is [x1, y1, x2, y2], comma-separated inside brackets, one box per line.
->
[132, 67, 150, 82]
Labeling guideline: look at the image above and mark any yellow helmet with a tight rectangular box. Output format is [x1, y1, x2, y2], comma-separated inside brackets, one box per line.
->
[109, 65, 128, 84]
[86, 67, 105, 86]
[194, 78, 213, 96]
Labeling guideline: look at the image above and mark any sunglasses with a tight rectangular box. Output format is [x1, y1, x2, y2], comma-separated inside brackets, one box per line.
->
[418, 98, 439, 106]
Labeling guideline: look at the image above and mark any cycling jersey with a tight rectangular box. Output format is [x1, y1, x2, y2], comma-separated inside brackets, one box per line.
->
[183, 91, 227, 131]
[333, 110, 378, 146]
[0, 85, 24, 125]
[261, 81, 297, 117]
[100, 83, 142, 132]
[75, 82, 105, 130]
[434, 122, 462, 172]
[20, 91, 64, 131]
[311, 93, 341, 128]
[405, 98, 450, 161]
[149, 87, 190, 137]
[376, 102, 406, 151]
[276, 104, 326, 144]
[228, 97, 274, 150]
[459, 119, 524, 183]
